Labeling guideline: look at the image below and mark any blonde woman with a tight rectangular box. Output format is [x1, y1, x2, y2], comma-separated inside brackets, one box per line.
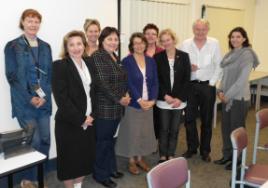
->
[52, 31, 96, 188]
[83, 18, 101, 56]
[154, 29, 191, 162]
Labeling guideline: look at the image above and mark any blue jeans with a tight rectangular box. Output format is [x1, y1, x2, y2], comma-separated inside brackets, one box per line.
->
[16, 115, 50, 181]
[93, 118, 120, 182]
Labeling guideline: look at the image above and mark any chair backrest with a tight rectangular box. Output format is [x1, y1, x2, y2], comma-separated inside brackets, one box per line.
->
[231, 127, 248, 188]
[147, 157, 189, 188]
[231, 127, 248, 154]
[253, 108, 268, 164]
[256, 108, 268, 129]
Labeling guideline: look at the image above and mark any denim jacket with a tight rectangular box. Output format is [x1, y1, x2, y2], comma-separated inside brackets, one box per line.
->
[4, 35, 52, 119]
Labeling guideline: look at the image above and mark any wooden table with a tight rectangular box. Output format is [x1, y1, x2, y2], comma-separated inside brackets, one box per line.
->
[0, 151, 46, 188]
[249, 71, 268, 111]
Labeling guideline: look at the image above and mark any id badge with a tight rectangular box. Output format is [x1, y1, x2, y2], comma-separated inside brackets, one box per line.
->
[35, 87, 46, 98]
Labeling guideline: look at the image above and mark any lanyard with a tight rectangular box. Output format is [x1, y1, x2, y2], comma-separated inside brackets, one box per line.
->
[23, 36, 41, 84]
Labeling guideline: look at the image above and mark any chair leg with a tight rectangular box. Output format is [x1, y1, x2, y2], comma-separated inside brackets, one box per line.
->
[231, 150, 238, 188]
[146, 173, 153, 188]
[186, 170, 190, 188]
[240, 149, 247, 188]
[252, 121, 260, 164]
[250, 88, 256, 105]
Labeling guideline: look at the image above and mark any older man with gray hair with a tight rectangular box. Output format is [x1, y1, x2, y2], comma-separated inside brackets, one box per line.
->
[180, 19, 222, 162]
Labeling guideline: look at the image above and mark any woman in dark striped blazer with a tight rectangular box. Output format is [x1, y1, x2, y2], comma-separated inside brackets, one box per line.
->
[89, 27, 131, 188]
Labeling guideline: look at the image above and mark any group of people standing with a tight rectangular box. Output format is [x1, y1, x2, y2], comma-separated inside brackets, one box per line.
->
[4, 8, 259, 188]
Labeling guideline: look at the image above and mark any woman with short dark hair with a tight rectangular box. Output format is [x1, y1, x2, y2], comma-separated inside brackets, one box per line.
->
[89, 27, 131, 188]
[116, 32, 158, 175]
[143, 23, 163, 57]
[4, 8, 52, 187]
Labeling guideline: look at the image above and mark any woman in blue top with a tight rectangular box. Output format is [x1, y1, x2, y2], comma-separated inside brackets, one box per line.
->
[4, 9, 52, 187]
[116, 32, 158, 175]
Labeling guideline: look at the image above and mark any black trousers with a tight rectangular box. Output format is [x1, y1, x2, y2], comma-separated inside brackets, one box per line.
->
[221, 99, 249, 159]
[153, 106, 160, 139]
[93, 118, 120, 181]
[184, 82, 216, 155]
[159, 109, 182, 157]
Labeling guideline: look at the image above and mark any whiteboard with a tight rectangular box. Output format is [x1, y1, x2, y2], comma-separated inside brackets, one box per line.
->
[0, 0, 118, 158]
[206, 6, 245, 54]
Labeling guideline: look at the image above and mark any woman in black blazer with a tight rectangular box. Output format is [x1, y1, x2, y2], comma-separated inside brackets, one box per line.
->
[154, 29, 191, 163]
[52, 31, 95, 188]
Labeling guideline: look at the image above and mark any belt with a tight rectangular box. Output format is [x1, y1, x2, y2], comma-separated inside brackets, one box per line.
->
[191, 80, 209, 84]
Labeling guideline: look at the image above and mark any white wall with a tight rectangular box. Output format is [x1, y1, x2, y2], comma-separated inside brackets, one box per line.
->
[191, 0, 268, 72]
[121, 0, 257, 55]
[191, 0, 256, 41]
[0, 0, 118, 158]
[253, 0, 268, 72]
[121, 0, 191, 57]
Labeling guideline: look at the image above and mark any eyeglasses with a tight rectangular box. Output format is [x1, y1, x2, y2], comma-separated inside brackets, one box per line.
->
[133, 42, 145, 46]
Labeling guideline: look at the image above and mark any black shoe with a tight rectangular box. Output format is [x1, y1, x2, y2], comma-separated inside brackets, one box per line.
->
[201, 154, 211, 162]
[158, 159, 166, 164]
[214, 157, 232, 165]
[111, 171, 124, 179]
[225, 162, 233, 170]
[225, 160, 241, 170]
[182, 150, 197, 158]
[96, 179, 117, 188]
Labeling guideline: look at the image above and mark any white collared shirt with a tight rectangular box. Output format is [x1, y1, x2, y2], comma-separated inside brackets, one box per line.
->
[156, 58, 187, 110]
[72, 58, 92, 116]
[168, 58, 175, 89]
[180, 37, 222, 86]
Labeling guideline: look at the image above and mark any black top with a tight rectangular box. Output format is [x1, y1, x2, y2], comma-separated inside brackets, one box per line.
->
[89, 49, 128, 120]
[154, 49, 191, 102]
[52, 56, 96, 180]
[52, 57, 96, 126]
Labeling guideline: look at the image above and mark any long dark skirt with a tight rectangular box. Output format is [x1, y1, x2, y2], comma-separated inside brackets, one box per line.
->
[55, 120, 95, 180]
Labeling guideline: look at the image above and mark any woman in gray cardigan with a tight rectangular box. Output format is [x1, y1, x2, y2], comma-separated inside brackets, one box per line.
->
[214, 27, 259, 170]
